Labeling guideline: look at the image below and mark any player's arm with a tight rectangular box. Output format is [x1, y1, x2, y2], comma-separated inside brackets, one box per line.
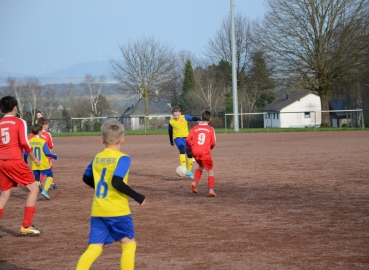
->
[184, 115, 201, 122]
[83, 161, 95, 188]
[19, 120, 40, 165]
[43, 144, 58, 160]
[111, 156, 145, 204]
[168, 123, 174, 145]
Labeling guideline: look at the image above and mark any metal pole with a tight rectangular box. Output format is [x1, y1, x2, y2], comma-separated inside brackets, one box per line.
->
[230, 0, 239, 132]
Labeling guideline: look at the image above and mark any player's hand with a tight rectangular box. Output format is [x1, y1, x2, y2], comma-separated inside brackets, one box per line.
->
[171, 142, 175, 146]
[140, 199, 146, 207]
[54, 155, 58, 160]
[34, 158, 40, 166]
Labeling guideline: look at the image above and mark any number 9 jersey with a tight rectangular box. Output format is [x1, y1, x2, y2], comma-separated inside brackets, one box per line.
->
[186, 123, 216, 160]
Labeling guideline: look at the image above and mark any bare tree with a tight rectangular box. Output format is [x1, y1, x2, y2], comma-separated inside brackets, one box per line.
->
[6, 77, 25, 119]
[44, 86, 56, 118]
[110, 37, 175, 116]
[206, 14, 253, 88]
[255, 0, 369, 126]
[23, 77, 43, 122]
[193, 65, 227, 112]
[81, 74, 107, 117]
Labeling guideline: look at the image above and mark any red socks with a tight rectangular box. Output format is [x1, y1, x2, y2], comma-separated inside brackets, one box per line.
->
[208, 176, 215, 190]
[194, 169, 202, 183]
[22, 206, 36, 227]
[0, 208, 3, 218]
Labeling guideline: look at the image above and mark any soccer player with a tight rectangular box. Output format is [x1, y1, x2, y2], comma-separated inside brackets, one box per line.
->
[168, 106, 201, 179]
[28, 117, 58, 190]
[76, 120, 146, 270]
[25, 124, 58, 200]
[186, 110, 217, 197]
[34, 110, 43, 124]
[0, 95, 43, 235]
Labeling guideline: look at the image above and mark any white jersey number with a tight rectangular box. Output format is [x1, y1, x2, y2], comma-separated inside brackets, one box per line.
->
[197, 132, 206, 145]
[1, 127, 10, 144]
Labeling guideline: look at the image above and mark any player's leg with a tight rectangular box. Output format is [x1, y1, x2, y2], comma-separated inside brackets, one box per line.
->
[120, 238, 136, 270]
[0, 188, 12, 218]
[21, 181, 43, 234]
[191, 161, 203, 194]
[40, 170, 53, 200]
[49, 161, 58, 190]
[76, 244, 103, 270]
[205, 160, 216, 197]
[186, 149, 194, 173]
[76, 217, 111, 269]
[175, 139, 187, 168]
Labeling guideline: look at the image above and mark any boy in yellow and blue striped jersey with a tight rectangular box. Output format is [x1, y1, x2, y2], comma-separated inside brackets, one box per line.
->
[76, 120, 146, 270]
[25, 124, 57, 200]
[168, 106, 201, 179]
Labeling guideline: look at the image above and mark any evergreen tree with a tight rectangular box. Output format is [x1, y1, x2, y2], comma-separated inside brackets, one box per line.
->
[179, 59, 196, 112]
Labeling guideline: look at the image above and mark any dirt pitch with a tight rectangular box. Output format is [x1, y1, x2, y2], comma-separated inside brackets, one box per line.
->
[1, 131, 369, 270]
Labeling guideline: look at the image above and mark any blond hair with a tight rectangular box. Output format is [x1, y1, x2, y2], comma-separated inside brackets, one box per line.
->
[101, 120, 125, 145]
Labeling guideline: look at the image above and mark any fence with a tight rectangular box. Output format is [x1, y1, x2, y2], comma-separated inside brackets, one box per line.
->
[46, 109, 369, 134]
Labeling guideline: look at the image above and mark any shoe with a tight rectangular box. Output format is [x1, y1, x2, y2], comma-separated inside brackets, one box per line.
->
[0, 234, 3, 238]
[20, 225, 43, 235]
[41, 190, 51, 200]
[209, 190, 216, 197]
[191, 182, 198, 194]
[49, 183, 58, 190]
[186, 171, 194, 180]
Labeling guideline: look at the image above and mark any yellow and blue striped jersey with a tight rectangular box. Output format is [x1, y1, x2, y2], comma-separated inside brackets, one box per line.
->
[86, 148, 131, 217]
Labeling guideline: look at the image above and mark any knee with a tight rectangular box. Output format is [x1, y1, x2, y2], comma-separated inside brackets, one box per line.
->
[178, 145, 186, 154]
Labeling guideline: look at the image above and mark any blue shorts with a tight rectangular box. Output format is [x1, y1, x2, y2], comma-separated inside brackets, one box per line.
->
[33, 169, 53, 181]
[174, 138, 187, 149]
[88, 215, 134, 245]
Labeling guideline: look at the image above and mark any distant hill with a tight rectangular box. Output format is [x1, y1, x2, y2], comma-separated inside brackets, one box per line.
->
[0, 60, 115, 85]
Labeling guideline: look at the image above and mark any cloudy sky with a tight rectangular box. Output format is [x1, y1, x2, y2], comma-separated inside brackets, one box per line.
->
[0, 0, 265, 76]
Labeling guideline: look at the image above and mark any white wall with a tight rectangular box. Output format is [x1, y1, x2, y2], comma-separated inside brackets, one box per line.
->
[264, 94, 321, 128]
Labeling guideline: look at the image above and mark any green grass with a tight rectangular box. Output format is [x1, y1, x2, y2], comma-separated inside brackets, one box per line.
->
[50, 127, 369, 137]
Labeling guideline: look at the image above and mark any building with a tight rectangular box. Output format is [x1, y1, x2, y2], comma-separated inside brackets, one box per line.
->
[121, 97, 172, 130]
[262, 91, 321, 128]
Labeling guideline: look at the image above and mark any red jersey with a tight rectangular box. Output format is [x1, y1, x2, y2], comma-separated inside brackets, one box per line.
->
[28, 130, 53, 149]
[0, 115, 33, 160]
[186, 123, 216, 160]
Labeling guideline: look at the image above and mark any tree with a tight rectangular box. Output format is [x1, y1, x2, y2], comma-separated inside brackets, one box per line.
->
[81, 74, 107, 117]
[179, 59, 196, 112]
[206, 14, 253, 89]
[255, 0, 369, 126]
[23, 77, 43, 123]
[6, 77, 25, 119]
[110, 37, 175, 117]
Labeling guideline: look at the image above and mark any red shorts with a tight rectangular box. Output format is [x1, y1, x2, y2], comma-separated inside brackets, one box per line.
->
[196, 159, 213, 170]
[0, 159, 35, 191]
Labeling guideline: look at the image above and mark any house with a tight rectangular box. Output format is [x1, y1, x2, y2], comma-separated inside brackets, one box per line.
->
[262, 91, 321, 128]
[121, 97, 172, 130]
[328, 99, 347, 127]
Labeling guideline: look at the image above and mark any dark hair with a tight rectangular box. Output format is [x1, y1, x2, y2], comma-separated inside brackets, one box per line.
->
[201, 110, 212, 122]
[32, 124, 43, 135]
[38, 117, 50, 125]
[172, 106, 181, 113]
[36, 110, 42, 114]
[0, 96, 18, 114]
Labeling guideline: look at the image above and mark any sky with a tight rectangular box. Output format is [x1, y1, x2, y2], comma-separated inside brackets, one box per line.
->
[0, 0, 265, 76]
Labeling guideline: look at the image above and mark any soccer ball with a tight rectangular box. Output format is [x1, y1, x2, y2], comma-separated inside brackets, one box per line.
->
[176, 166, 188, 177]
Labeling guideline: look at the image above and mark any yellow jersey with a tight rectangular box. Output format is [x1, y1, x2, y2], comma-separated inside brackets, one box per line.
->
[28, 137, 52, 171]
[90, 148, 131, 217]
[169, 115, 190, 139]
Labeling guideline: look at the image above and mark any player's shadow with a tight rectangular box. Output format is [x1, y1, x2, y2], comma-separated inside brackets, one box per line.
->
[130, 171, 184, 181]
[0, 261, 37, 270]
[0, 226, 40, 238]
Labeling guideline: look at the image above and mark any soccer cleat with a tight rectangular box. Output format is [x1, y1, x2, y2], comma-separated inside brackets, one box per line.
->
[208, 190, 217, 197]
[186, 171, 194, 180]
[0, 234, 3, 238]
[49, 183, 58, 190]
[20, 225, 43, 235]
[191, 182, 198, 194]
[41, 190, 51, 200]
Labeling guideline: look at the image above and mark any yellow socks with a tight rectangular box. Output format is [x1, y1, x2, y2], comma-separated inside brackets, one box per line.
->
[187, 157, 193, 171]
[179, 154, 186, 167]
[121, 241, 136, 270]
[76, 244, 102, 270]
[43, 177, 53, 191]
